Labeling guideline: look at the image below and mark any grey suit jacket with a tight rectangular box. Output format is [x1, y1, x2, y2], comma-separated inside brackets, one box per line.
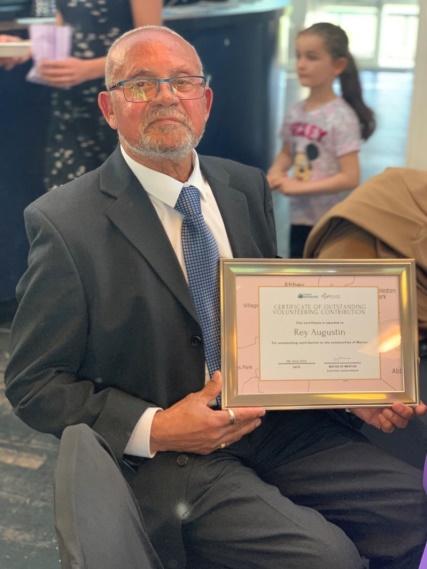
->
[5, 147, 276, 567]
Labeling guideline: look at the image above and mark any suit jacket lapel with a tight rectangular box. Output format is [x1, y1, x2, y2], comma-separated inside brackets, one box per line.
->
[98, 150, 255, 321]
[99, 149, 198, 321]
[200, 157, 253, 258]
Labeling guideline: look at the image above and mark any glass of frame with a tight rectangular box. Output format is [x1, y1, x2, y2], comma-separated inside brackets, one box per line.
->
[220, 258, 419, 410]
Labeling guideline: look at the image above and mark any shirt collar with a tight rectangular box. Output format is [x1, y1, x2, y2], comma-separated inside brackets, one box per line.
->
[120, 147, 206, 208]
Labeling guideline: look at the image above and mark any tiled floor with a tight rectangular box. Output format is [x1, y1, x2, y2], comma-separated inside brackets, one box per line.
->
[0, 322, 60, 569]
[0, 69, 415, 568]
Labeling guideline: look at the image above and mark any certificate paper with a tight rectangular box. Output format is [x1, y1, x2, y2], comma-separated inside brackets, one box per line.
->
[220, 259, 419, 409]
[259, 286, 380, 381]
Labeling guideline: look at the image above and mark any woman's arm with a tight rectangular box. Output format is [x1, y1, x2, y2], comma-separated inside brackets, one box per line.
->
[130, 0, 163, 26]
[0, 34, 32, 70]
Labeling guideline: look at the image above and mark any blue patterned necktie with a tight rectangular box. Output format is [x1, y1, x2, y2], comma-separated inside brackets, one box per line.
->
[175, 186, 221, 381]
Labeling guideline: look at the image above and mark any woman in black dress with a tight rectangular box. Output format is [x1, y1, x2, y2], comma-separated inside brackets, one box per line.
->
[39, 0, 162, 188]
[0, 0, 162, 189]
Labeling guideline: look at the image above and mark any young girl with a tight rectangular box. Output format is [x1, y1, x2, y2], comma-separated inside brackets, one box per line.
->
[267, 22, 375, 258]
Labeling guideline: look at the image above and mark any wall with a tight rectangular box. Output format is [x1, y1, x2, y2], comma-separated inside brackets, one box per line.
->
[406, 0, 427, 170]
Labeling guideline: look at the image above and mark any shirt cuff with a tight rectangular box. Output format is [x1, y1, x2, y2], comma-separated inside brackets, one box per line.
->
[124, 407, 162, 458]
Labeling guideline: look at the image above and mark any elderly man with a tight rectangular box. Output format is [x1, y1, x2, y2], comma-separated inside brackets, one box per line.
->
[5, 26, 427, 569]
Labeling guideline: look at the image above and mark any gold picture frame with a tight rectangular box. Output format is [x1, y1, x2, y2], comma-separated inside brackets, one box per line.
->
[220, 259, 419, 409]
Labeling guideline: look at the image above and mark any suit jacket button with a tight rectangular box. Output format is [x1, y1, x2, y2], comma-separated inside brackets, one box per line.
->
[191, 335, 202, 347]
[177, 454, 189, 466]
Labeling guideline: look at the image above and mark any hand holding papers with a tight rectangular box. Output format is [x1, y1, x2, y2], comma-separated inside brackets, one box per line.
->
[27, 24, 72, 86]
[0, 35, 32, 70]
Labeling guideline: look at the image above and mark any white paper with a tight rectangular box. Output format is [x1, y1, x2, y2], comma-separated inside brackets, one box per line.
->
[259, 286, 381, 381]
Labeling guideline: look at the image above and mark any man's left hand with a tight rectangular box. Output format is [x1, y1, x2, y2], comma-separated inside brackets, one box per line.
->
[349, 401, 427, 433]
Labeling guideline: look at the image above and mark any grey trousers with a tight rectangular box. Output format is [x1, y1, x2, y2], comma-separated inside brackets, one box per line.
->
[131, 410, 427, 569]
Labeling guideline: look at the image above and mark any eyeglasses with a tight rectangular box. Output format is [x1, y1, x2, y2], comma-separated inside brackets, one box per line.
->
[108, 76, 207, 103]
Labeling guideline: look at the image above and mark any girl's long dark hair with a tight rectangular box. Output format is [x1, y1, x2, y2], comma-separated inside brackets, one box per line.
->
[299, 22, 376, 140]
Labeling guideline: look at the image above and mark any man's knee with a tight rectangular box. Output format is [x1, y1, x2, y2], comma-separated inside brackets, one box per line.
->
[300, 527, 364, 569]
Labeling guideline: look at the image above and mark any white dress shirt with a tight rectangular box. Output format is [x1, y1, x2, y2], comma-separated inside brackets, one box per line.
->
[121, 147, 233, 457]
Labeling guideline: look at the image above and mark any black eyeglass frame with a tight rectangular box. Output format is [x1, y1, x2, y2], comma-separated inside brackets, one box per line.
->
[107, 75, 208, 102]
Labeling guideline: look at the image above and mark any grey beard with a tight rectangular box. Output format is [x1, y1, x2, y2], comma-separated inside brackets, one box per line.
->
[119, 125, 204, 162]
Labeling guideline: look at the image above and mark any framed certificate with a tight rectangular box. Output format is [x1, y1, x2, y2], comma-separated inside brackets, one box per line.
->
[220, 259, 419, 409]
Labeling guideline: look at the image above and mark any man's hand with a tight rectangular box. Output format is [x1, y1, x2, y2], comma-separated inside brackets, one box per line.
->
[150, 371, 265, 454]
[349, 401, 427, 433]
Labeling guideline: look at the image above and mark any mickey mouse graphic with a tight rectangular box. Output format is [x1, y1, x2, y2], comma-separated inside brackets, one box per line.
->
[293, 143, 319, 181]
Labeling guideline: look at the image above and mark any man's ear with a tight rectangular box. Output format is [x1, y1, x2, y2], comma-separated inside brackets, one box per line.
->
[98, 91, 118, 130]
[204, 86, 213, 120]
